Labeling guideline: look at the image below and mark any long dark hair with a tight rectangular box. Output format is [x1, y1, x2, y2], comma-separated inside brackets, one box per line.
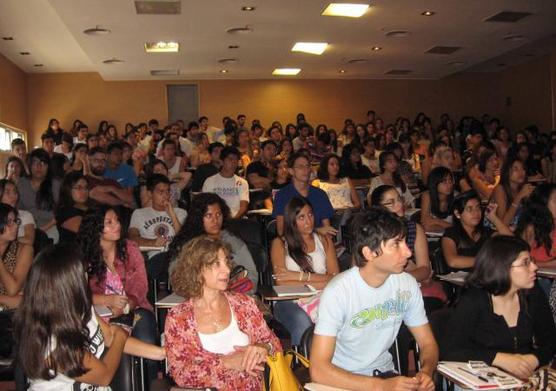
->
[516, 183, 556, 254]
[499, 156, 525, 207]
[317, 154, 344, 181]
[29, 148, 56, 210]
[4, 156, 25, 179]
[283, 197, 315, 273]
[15, 244, 92, 380]
[168, 193, 231, 262]
[427, 166, 454, 219]
[77, 206, 128, 285]
[58, 171, 89, 210]
[378, 151, 406, 192]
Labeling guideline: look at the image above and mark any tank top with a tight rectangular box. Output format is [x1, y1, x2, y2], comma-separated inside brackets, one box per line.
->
[198, 306, 249, 355]
[167, 156, 182, 176]
[318, 178, 354, 209]
[285, 233, 327, 274]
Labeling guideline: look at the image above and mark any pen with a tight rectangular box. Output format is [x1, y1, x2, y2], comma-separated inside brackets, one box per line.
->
[458, 367, 490, 383]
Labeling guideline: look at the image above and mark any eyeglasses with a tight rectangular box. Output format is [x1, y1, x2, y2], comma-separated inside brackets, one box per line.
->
[511, 258, 536, 268]
[381, 197, 403, 208]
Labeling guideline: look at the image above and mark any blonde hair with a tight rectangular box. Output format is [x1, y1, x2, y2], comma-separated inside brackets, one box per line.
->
[170, 235, 231, 298]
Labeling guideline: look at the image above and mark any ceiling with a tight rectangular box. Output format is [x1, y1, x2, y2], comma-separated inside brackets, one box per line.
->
[0, 0, 556, 81]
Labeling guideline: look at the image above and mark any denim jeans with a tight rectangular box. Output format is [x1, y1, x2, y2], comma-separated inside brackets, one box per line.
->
[274, 300, 313, 346]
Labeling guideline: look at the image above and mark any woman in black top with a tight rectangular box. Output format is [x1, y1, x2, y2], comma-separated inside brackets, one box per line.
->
[340, 143, 372, 187]
[441, 190, 512, 271]
[441, 236, 556, 379]
[55, 171, 90, 243]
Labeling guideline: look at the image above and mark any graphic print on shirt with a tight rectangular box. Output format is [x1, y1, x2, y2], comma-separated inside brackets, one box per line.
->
[73, 324, 104, 391]
[143, 216, 173, 240]
[213, 183, 241, 198]
[350, 289, 411, 329]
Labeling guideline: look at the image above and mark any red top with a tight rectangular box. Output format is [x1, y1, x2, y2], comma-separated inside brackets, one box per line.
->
[165, 291, 282, 390]
[89, 239, 152, 311]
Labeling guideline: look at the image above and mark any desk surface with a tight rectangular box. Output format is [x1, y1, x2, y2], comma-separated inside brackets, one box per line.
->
[537, 266, 556, 279]
[259, 285, 310, 301]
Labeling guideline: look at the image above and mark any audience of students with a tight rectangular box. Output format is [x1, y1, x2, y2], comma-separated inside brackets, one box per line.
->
[4, 110, 556, 390]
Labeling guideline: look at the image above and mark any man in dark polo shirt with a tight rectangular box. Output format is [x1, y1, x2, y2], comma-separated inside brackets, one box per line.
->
[246, 140, 277, 209]
[190, 142, 224, 192]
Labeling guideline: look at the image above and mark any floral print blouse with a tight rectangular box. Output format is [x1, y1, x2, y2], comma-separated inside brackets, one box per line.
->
[165, 291, 282, 391]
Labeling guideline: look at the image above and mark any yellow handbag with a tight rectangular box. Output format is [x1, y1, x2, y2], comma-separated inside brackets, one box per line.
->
[264, 350, 310, 391]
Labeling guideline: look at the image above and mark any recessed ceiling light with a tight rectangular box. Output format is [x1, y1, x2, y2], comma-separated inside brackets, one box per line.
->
[19, 52, 30, 55]
[145, 41, 179, 53]
[2, 37, 14, 41]
[228, 45, 240, 49]
[422, 11, 435, 16]
[272, 68, 301, 76]
[371, 46, 382, 51]
[291, 42, 328, 55]
[102, 58, 124, 64]
[321, 3, 369, 18]
[226, 26, 253, 34]
[220, 69, 229, 74]
[83, 26, 111, 35]
[339, 69, 346, 74]
[386, 30, 410, 38]
[33, 64, 44, 67]
[241, 6, 255, 11]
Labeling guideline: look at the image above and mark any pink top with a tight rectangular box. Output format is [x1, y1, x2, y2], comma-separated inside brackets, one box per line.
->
[531, 229, 556, 263]
[89, 240, 152, 311]
[165, 291, 282, 390]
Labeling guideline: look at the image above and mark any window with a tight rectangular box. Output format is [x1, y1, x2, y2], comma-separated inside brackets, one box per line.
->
[0, 122, 26, 151]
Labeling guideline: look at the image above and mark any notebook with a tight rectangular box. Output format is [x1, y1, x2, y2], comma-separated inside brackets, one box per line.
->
[438, 361, 522, 390]
[155, 293, 185, 307]
[94, 305, 113, 317]
[273, 285, 320, 297]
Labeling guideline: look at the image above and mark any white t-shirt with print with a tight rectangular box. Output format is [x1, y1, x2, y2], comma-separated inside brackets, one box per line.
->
[202, 173, 249, 217]
[315, 267, 428, 376]
[29, 307, 110, 391]
[129, 206, 187, 258]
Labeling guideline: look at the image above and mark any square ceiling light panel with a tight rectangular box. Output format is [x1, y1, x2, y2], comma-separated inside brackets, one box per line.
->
[145, 42, 179, 53]
[322, 3, 369, 17]
[292, 42, 328, 55]
[272, 68, 301, 76]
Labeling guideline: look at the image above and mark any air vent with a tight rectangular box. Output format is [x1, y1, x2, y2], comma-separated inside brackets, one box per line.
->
[226, 26, 253, 34]
[34, 64, 44, 67]
[425, 46, 461, 55]
[102, 58, 124, 64]
[2, 37, 14, 41]
[218, 58, 238, 64]
[83, 26, 111, 35]
[347, 59, 367, 64]
[150, 69, 180, 76]
[135, 1, 181, 15]
[485, 11, 531, 23]
[19, 52, 30, 55]
[385, 30, 410, 38]
[228, 45, 239, 49]
[385, 69, 412, 75]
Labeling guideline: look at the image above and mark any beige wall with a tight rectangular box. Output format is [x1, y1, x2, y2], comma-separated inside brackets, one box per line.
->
[0, 53, 27, 131]
[0, 53, 548, 148]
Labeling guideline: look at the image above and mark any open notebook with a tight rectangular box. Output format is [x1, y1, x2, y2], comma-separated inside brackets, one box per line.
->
[273, 284, 320, 297]
[438, 361, 522, 390]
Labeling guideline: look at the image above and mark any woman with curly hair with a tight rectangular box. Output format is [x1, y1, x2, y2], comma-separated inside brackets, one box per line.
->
[77, 206, 158, 383]
[516, 183, 556, 267]
[168, 193, 258, 288]
[165, 235, 281, 390]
